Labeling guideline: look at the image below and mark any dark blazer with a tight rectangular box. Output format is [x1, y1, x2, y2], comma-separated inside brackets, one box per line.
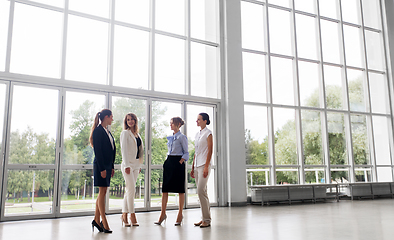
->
[92, 125, 116, 172]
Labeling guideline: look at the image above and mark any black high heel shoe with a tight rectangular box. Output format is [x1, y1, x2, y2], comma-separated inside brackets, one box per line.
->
[91, 220, 103, 232]
[100, 221, 113, 233]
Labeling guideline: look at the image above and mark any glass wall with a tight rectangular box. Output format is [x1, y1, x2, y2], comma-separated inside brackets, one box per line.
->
[242, 0, 393, 187]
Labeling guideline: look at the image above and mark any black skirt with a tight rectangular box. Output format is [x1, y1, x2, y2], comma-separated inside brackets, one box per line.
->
[162, 155, 185, 193]
[93, 161, 111, 187]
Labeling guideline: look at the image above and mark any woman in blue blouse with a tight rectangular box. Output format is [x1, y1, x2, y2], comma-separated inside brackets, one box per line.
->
[155, 117, 189, 226]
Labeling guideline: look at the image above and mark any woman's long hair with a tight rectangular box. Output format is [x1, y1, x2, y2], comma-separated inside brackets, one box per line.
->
[124, 113, 139, 134]
[89, 109, 112, 147]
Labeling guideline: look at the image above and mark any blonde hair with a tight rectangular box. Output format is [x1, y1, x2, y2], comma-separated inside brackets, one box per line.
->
[89, 109, 112, 147]
[124, 113, 139, 134]
[171, 117, 184, 128]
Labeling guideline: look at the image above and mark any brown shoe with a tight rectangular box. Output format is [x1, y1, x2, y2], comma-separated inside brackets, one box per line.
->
[200, 222, 211, 228]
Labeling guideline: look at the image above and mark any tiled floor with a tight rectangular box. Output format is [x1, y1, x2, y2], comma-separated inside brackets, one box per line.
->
[1, 199, 394, 240]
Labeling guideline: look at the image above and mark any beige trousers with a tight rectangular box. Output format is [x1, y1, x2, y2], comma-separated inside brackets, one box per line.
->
[195, 165, 211, 224]
[121, 168, 139, 213]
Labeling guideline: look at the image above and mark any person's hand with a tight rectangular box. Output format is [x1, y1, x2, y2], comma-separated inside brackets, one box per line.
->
[101, 170, 106, 178]
[179, 158, 185, 164]
[111, 169, 115, 177]
[203, 166, 209, 178]
[125, 167, 131, 174]
[191, 169, 195, 178]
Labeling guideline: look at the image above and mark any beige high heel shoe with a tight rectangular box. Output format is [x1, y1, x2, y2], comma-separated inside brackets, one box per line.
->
[154, 214, 167, 225]
[121, 214, 131, 227]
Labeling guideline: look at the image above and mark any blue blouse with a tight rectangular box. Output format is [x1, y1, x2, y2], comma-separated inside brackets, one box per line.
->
[167, 131, 189, 160]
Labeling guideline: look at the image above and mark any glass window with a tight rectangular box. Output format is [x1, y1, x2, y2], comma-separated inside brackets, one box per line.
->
[273, 108, 297, 165]
[191, 42, 219, 98]
[347, 69, 365, 112]
[69, 0, 110, 19]
[243, 52, 266, 103]
[244, 105, 269, 165]
[305, 168, 325, 184]
[295, 14, 318, 60]
[319, 0, 339, 20]
[372, 116, 391, 166]
[0, 0, 9, 72]
[268, 0, 291, 8]
[355, 168, 371, 182]
[115, 0, 149, 27]
[276, 168, 298, 184]
[301, 110, 323, 165]
[268, 8, 293, 56]
[298, 61, 320, 107]
[294, 0, 316, 14]
[62, 91, 106, 165]
[327, 112, 348, 165]
[341, 0, 361, 25]
[66, 16, 109, 84]
[154, 35, 185, 94]
[113, 26, 149, 90]
[351, 114, 370, 165]
[28, 0, 63, 8]
[241, 2, 265, 51]
[362, 0, 382, 30]
[156, 0, 185, 36]
[5, 170, 55, 216]
[0, 83, 5, 152]
[271, 57, 294, 105]
[320, 20, 342, 64]
[191, 0, 218, 43]
[324, 65, 344, 110]
[343, 25, 364, 68]
[9, 85, 58, 164]
[365, 30, 385, 71]
[369, 72, 390, 114]
[151, 101, 182, 165]
[376, 167, 393, 182]
[10, 4, 62, 78]
[246, 168, 270, 196]
[331, 168, 349, 183]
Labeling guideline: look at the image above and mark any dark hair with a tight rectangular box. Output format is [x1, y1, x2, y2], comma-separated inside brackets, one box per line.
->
[199, 113, 210, 125]
[89, 109, 112, 146]
[171, 117, 185, 127]
[124, 113, 139, 133]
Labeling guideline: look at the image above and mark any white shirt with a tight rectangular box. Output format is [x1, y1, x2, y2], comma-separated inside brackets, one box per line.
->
[194, 127, 212, 168]
[104, 127, 114, 150]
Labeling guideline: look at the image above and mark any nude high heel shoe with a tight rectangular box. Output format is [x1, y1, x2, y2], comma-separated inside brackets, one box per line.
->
[121, 214, 131, 227]
[154, 214, 167, 225]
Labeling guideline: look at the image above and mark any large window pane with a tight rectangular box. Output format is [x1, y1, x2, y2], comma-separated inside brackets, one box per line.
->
[154, 35, 185, 94]
[327, 112, 348, 165]
[331, 168, 349, 183]
[319, 0, 339, 20]
[294, 0, 316, 14]
[0, 0, 9, 72]
[151, 101, 182, 165]
[269, 0, 291, 8]
[191, 43, 218, 98]
[372, 116, 391, 166]
[271, 57, 294, 105]
[341, 0, 361, 25]
[244, 105, 269, 165]
[5, 170, 54, 216]
[115, 0, 149, 27]
[241, 2, 265, 51]
[9, 86, 58, 164]
[113, 26, 149, 90]
[376, 167, 393, 182]
[295, 14, 318, 60]
[298, 61, 320, 107]
[10, 4, 62, 78]
[269, 8, 293, 56]
[365, 30, 385, 71]
[369, 72, 389, 114]
[69, 0, 110, 18]
[66, 16, 108, 84]
[362, 0, 382, 30]
[0, 84, 5, 153]
[301, 110, 323, 165]
[191, 0, 218, 43]
[274, 108, 297, 165]
[156, 0, 185, 36]
[62, 91, 105, 165]
[324, 65, 344, 110]
[320, 20, 342, 64]
[305, 168, 325, 184]
[243, 52, 266, 103]
[276, 168, 298, 184]
[343, 25, 364, 68]
[355, 168, 371, 182]
[351, 114, 370, 165]
[347, 69, 366, 112]
[247, 168, 270, 197]
[28, 0, 63, 8]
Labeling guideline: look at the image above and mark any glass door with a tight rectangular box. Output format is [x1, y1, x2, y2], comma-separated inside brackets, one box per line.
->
[0, 82, 8, 217]
[2, 84, 60, 220]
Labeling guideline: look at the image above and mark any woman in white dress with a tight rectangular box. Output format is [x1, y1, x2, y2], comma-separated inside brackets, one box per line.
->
[120, 113, 144, 227]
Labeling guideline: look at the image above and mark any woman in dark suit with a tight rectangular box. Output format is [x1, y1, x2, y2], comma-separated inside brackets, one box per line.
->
[90, 109, 116, 233]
